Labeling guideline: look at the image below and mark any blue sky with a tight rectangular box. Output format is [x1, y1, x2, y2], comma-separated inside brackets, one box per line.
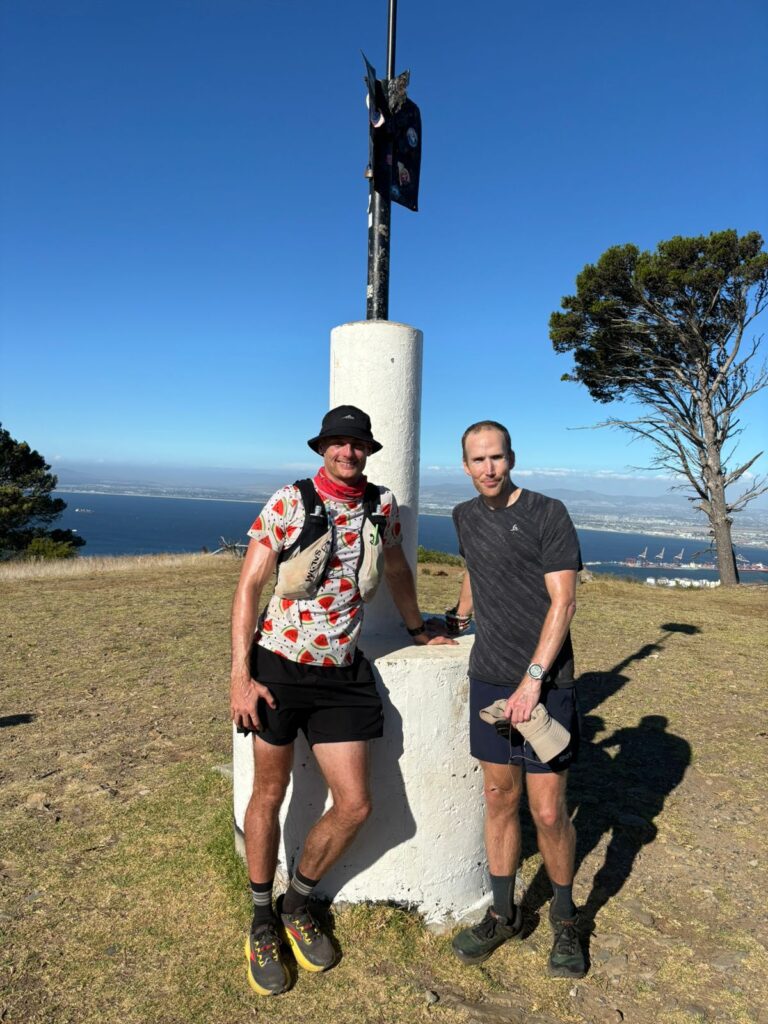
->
[2, 0, 767, 496]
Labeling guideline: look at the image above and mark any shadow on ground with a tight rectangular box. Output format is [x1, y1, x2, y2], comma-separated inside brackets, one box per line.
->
[520, 624, 696, 949]
[0, 712, 36, 728]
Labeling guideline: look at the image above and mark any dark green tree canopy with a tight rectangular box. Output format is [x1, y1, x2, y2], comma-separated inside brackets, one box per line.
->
[551, 230, 768, 403]
[0, 424, 85, 557]
[549, 230, 768, 586]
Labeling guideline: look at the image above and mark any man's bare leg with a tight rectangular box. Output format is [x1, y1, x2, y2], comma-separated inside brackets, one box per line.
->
[278, 740, 371, 973]
[244, 736, 294, 883]
[481, 760, 524, 876]
[525, 770, 575, 888]
[451, 760, 524, 963]
[295, 740, 372, 879]
[242, 737, 295, 993]
[526, 769, 585, 977]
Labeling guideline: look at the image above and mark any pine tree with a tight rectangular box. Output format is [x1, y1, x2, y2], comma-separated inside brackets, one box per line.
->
[0, 424, 85, 558]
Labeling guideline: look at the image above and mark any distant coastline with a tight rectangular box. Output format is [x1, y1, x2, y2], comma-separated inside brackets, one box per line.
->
[563, 523, 717, 543]
[60, 487, 267, 505]
[51, 491, 768, 583]
[56, 487, 766, 547]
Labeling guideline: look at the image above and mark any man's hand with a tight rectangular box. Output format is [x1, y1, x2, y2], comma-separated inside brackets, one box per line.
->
[420, 616, 460, 645]
[412, 629, 458, 647]
[504, 677, 541, 725]
[230, 673, 277, 732]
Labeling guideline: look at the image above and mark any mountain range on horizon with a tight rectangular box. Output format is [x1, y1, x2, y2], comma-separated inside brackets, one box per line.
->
[53, 459, 684, 503]
[53, 459, 768, 522]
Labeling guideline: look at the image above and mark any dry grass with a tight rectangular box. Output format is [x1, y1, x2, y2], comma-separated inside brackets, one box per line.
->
[0, 551, 217, 582]
[1, 558, 767, 1024]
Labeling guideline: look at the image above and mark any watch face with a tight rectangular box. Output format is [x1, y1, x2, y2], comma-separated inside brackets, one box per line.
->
[528, 663, 544, 679]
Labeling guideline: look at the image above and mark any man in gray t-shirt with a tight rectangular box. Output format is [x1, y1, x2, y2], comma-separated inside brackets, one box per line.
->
[449, 420, 586, 980]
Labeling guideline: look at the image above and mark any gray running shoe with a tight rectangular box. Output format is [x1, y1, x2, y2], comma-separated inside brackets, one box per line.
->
[548, 915, 586, 978]
[451, 905, 524, 964]
[245, 921, 290, 996]
[280, 906, 336, 972]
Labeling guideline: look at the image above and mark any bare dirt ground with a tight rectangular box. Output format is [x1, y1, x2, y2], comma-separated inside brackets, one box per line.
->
[1, 555, 766, 1024]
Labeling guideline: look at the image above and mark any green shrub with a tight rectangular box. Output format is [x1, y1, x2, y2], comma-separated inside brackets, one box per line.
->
[416, 545, 463, 566]
[24, 536, 80, 560]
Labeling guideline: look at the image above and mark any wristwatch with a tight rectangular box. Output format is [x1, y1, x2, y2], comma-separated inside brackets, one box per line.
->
[526, 662, 545, 681]
[407, 623, 427, 637]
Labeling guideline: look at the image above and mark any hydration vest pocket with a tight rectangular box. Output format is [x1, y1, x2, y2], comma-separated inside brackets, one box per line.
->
[358, 521, 384, 602]
[274, 529, 333, 599]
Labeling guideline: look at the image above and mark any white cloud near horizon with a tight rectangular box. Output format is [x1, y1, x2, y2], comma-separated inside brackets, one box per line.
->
[424, 465, 678, 482]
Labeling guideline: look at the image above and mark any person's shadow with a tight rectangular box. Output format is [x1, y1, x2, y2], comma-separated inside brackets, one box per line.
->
[577, 622, 701, 716]
[574, 713, 691, 928]
[280, 675, 417, 903]
[0, 713, 36, 728]
[519, 624, 697, 943]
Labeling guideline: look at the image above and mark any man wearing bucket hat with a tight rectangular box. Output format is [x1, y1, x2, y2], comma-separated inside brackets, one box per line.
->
[231, 405, 453, 996]
[446, 420, 586, 980]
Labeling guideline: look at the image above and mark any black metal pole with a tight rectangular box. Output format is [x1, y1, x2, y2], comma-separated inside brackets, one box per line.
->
[387, 0, 397, 77]
[366, 189, 390, 320]
[366, 1, 397, 320]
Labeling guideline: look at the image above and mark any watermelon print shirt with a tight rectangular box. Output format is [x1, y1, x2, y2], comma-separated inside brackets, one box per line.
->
[247, 484, 402, 666]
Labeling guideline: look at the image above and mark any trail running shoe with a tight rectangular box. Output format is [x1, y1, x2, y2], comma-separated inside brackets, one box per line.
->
[451, 905, 524, 964]
[280, 904, 336, 972]
[245, 921, 290, 996]
[548, 915, 586, 979]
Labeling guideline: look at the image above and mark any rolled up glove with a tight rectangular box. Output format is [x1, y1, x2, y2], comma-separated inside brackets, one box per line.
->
[479, 699, 570, 763]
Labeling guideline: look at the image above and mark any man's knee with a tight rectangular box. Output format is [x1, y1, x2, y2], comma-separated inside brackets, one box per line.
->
[334, 794, 372, 830]
[251, 775, 290, 814]
[530, 798, 568, 832]
[483, 776, 522, 814]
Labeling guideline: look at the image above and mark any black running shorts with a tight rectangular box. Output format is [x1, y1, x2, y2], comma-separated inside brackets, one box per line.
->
[469, 677, 580, 772]
[246, 643, 384, 747]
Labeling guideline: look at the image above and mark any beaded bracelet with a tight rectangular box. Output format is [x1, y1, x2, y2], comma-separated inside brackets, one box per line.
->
[445, 606, 472, 635]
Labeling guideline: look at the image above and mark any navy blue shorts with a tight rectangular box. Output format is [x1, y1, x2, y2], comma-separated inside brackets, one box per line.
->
[469, 678, 580, 772]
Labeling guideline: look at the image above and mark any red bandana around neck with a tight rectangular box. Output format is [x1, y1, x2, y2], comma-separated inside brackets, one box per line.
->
[314, 467, 367, 501]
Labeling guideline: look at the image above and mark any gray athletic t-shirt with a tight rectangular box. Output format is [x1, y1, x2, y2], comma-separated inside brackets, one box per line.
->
[452, 490, 581, 687]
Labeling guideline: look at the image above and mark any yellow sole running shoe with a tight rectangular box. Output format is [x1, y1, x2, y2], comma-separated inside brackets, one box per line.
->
[279, 904, 336, 972]
[245, 923, 290, 995]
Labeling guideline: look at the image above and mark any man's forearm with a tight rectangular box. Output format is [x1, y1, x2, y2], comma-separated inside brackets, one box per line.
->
[231, 583, 262, 679]
[445, 570, 473, 635]
[231, 540, 278, 680]
[527, 600, 575, 674]
[385, 561, 423, 630]
[505, 598, 576, 723]
[455, 571, 473, 616]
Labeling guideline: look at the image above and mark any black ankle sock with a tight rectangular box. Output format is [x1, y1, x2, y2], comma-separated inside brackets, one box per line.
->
[550, 881, 576, 921]
[282, 868, 319, 916]
[250, 879, 274, 927]
[489, 873, 516, 921]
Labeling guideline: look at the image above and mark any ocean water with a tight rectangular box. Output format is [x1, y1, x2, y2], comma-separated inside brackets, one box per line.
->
[54, 491, 768, 584]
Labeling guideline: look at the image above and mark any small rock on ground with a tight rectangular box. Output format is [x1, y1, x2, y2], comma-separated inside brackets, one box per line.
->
[624, 899, 655, 927]
[710, 950, 747, 972]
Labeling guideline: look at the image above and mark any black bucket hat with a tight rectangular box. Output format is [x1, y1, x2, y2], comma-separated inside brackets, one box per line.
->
[307, 405, 383, 454]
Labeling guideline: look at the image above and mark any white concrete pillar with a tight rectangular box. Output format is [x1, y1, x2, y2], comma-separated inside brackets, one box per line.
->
[233, 633, 486, 927]
[330, 320, 422, 635]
